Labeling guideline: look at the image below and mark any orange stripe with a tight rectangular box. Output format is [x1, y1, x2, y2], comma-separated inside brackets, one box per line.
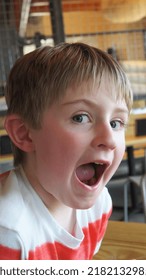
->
[0, 170, 10, 179]
[0, 210, 112, 260]
[29, 210, 112, 260]
[0, 245, 21, 260]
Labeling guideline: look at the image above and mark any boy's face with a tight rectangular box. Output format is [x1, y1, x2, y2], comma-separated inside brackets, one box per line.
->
[26, 77, 129, 210]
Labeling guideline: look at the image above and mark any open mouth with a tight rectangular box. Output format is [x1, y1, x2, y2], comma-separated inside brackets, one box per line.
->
[75, 162, 106, 187]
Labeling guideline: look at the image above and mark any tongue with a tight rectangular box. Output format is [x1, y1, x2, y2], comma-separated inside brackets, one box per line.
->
[76, 163, 95, 182]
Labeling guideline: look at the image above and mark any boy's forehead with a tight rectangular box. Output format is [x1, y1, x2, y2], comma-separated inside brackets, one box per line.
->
[63, 75, 116, 99]
[58, 77, 129, 112]
[61, 81, 95, 103]
[52, 68, 131, 111]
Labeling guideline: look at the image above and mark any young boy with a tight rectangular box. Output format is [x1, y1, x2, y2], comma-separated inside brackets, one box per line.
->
[0, 42, 133, 260]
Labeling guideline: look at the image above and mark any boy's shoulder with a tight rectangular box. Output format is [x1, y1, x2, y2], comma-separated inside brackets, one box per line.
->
[0, 168, 22, 197]
[0, 169, 27, 229]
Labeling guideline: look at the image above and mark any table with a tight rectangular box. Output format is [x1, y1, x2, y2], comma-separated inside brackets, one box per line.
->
[93, 221, 146, 260]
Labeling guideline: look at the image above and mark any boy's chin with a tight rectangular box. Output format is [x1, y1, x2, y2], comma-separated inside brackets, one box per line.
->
[71, 198, 97, 210]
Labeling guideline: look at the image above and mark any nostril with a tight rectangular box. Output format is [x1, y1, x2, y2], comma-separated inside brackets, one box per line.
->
[98, 142, 116, 150]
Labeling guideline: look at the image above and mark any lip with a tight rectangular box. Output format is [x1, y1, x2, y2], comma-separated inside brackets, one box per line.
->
[75, 160, 110, 191]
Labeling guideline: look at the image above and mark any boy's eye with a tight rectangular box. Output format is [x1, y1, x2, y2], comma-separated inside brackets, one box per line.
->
[72, 114, 90, 124]
[110, 120, 125, 130]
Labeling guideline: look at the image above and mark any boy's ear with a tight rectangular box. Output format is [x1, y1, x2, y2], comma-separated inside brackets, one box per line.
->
[4, 114, 35, 152]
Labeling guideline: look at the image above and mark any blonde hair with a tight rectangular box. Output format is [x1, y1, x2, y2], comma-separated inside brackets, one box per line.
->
[5, 42, 133, 166]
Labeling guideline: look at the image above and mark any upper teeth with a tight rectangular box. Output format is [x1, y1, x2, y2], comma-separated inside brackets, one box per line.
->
[94, 162, 103, 165]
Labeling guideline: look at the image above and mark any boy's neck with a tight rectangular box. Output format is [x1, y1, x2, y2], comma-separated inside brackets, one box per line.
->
[21, 164, 76, 234]
[48, 204, 76, 234]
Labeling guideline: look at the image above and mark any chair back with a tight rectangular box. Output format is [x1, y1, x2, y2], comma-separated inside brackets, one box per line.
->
[141, 174, 146, 222]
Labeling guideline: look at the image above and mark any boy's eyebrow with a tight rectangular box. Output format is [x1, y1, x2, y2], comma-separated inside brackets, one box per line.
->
[62, 99, 97, 108]
[62, 99, 129, 114]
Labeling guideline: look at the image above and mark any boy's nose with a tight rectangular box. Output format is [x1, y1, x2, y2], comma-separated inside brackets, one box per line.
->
[91, 124, 116, 151]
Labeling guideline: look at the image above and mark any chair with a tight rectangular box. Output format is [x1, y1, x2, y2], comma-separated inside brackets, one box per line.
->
[107, 177, 130, 222]
[108, 145, 146, 223]
[129, 147, 146, 222]
[129, 173, 146, 223]
[140, 174, 146, 222]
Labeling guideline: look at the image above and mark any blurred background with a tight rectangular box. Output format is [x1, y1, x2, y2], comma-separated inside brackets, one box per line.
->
[1, 1, 146, 89]
[1, 0, 146, 223]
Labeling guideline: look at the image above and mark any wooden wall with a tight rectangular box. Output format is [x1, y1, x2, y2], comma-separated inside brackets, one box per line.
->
[26, 10, 146, 60]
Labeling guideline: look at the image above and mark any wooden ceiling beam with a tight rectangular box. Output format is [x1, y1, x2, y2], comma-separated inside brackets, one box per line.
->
[29, 0, 101, 16]
[12, 0, 101, 34]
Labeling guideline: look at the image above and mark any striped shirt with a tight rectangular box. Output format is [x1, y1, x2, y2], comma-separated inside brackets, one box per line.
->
[0, 167, 112, 260]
